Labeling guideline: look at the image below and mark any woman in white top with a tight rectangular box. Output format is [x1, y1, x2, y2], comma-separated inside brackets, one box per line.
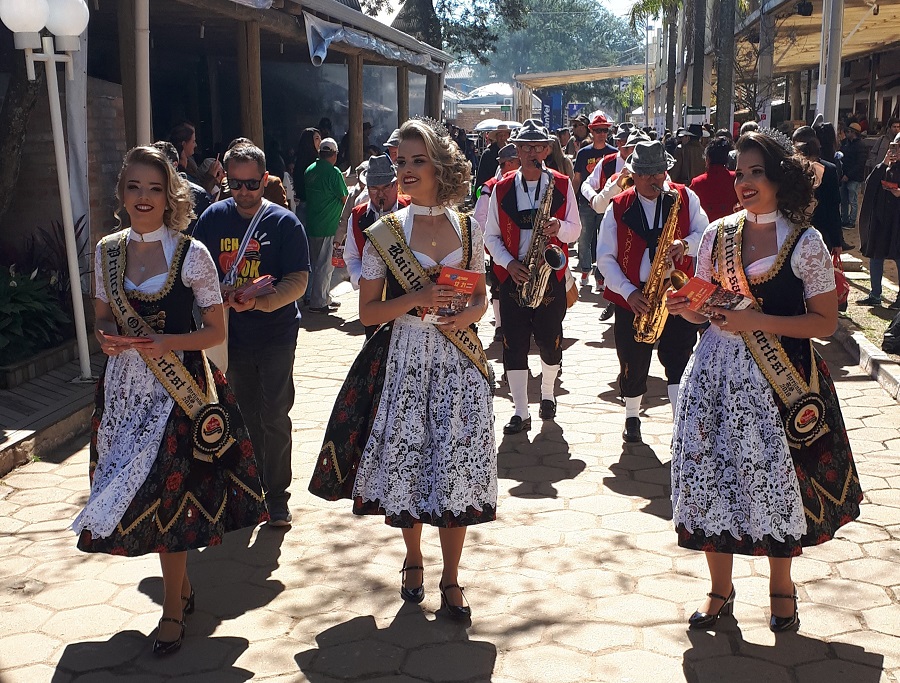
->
[310, 120, 495, 620]
[73, 146, 266, 655]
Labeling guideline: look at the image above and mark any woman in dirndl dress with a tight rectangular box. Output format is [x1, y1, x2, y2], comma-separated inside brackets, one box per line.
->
[309, 120, 496, 620]
[73, 146, 267, 655]
[666, 131, 862, 633]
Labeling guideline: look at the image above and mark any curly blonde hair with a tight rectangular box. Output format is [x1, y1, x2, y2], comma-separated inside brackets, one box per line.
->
[115, 146, 195, 232]
[398, 120, 471, 206]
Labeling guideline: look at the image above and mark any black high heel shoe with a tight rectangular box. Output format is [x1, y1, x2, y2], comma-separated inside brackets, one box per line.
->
[769, 589, 800, 632]
[688, 585, 736, 630]
[153, 616, 185, 656]
[399, 561, 425, 604]
[439, 581, 471, 620]
[182, 587, 195, 616]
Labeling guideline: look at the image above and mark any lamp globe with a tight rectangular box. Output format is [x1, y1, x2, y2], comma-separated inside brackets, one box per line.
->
[45, 0, 89, 51]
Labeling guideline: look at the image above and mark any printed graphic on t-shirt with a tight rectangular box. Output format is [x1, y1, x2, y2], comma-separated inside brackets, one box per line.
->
[217, 232, 271, 286]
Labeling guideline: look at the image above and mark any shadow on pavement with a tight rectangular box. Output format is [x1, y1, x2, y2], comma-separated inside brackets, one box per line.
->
[604, 444, 673, 520]
[53, 525, 285, 681]
[499, 418, 586, 499]
[296, 604, 497, 682]
[683, 620, 885, 682]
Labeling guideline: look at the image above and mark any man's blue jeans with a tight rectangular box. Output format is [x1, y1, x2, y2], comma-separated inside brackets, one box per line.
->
[869, 258, 900, 299]
[840, 180, 861, 227]
[578, 202, 602, 274]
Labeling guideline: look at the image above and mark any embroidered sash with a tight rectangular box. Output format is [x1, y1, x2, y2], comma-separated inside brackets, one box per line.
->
[366, 212, 493, 382]
[103, 233, 234, 462]
[718, 215, 828, 447]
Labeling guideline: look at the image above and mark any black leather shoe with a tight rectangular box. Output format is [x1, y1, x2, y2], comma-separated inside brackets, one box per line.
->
[493, 326, 503, 342]
[600, 303, 615, 321]
[399, 561, 425, 604]
[439, 581, 471, 620]
[622, 417, 642, 443]
[689, 586, 736, 630]
[539, 399, 557, 420]
[153, 617, 185, 656]
[503, 415, 531, 434]
[769, 589, 800, 632]
[328, 301, 341, 310]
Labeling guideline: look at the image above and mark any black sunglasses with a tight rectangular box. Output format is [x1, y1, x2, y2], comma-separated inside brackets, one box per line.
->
[229, 177, 264, 191]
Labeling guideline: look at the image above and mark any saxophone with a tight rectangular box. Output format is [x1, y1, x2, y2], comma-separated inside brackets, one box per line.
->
[633, 185, 682, 344]
[516, 167, 568, 308]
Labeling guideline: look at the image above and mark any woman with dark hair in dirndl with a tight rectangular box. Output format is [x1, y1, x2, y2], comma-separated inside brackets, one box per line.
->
[666, 130, 862, 633]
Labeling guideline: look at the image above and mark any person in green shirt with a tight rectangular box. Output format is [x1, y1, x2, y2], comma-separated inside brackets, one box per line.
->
[304, 137, 348, 312]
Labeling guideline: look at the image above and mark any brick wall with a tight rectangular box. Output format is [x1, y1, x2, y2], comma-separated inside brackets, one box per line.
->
[0, 77, 126, 293]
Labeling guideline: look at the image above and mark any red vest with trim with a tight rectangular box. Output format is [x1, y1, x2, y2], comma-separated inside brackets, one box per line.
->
[604, 183, 695, 311]
[597, 152, 619, 190]
[349, 195, 411, 255]
[492, 169, 571, 284]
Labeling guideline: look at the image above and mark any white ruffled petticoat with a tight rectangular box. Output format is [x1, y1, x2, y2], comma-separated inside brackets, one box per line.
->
[670, 325, 808, 543]
[352, 313, 497, 520]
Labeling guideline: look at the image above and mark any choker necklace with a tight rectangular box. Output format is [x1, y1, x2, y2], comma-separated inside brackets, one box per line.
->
[746, 209, 779, 224]
[410, 203, 443, 217]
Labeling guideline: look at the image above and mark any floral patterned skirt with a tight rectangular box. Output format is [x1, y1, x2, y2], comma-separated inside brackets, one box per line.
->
[76, 352, 268, 556]
[310, 317, 497, 528]
[672, 328, 862, 557]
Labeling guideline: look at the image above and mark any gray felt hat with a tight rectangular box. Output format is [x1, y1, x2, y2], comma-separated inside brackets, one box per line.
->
[498, 143, 518, 162]
[361, 154, 396, 186]
[625, 140, 676, 175]
[624, 130, 651, 147]
[513, 119, 553, 143]
[383, 128, 401, 148]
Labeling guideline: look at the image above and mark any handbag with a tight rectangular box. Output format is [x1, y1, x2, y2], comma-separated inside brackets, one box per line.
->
[832, 253, 850, 306]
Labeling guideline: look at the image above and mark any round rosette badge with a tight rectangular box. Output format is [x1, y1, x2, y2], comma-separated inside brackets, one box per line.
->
[192, 404, 232, 458]
[785, 393, 826, 445]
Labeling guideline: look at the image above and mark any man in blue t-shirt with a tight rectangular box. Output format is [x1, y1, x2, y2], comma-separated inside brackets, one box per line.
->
[192, 143, 310, 527]
[573, 114, 617, 286]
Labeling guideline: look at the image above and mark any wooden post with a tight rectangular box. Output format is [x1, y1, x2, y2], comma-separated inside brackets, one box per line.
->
[237, 20, 264, 146]
[425, 71, 444, 120]
[790, 72, 803, 121]
[117, 0, 138, 149]
[397, 66, 409, 127]
[868, 55, 878, 127]
[348, 53, 363, 169]
[207, 55, 222, 148]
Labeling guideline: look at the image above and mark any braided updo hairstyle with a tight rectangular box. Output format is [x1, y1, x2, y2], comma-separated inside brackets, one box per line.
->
[398, 119, 471, 206]
[735, 131, 815, 225]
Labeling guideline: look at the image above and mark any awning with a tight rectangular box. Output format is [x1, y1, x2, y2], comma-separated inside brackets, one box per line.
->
[515, 64, 645, 89]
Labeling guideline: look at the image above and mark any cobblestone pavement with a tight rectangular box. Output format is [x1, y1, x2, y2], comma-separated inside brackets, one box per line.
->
[1, 283, 898, 683]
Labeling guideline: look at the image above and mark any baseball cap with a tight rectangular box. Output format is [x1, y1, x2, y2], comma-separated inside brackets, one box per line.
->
[319, 137, 338, 153]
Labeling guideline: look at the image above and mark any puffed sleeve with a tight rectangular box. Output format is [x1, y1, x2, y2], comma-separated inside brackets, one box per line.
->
[360, 239, 387, 281]
[93, 241, 109, 303]
[182, 239, 224, 308]
[696, 222, 719, 283]
[791, 228, 836, 299]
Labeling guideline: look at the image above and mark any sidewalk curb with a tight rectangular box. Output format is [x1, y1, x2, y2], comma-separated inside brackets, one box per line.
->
[0, 402, 93, 477]
[832, 317, 900, 402]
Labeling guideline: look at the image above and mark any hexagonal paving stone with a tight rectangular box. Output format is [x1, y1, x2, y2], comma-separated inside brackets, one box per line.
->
[498, 644, 594, 683]
[687, 655, 793, 683]
[42, 605, 132, 640]
[837, 558, 900, 586]
[803, 579, 892, 611]
[862, 604, 900, 637]
[30, 579, 117, 610]
[0, 632, 62, 669]
[548, 621, 638, 654]
[308, 638, 406, 679]
[594, 594, 681, 627]
[404, 641, 496, 682]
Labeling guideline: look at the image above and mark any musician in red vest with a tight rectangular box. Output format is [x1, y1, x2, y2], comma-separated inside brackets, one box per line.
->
[596, 140, 708, 443]
[343, 154, 410, 337]
[484, 120, 581, 434]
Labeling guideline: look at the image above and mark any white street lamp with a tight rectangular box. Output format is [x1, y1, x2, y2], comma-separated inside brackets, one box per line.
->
[0, 0, 94, 381]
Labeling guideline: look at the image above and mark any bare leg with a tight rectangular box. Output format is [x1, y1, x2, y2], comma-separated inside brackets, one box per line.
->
[698, 552, 734, 614]
[769, 557, 795, 618]
[438, 527, 467, 607]
[158, 552, 187, 640]
[401, 524, 424, 590]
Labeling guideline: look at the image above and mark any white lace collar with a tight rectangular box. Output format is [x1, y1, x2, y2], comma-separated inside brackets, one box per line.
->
[128, 225, 168, 243]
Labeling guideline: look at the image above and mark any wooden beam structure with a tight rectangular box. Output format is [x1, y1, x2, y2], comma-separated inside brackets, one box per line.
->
[172, 0, 306, 44]
[236, 20, 264, 145]
[397, 66, 409, 126]
[117, 1, 138, 150]
[347, 54, 364, 169]
[425, 71, 443, 120]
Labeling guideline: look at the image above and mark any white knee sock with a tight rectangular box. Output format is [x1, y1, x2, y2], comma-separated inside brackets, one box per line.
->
[625, 395, 642, 419]
[507, 370, 530, 418]
[668, 383, 680, 417]
[540, 362, 560, 402]
[492, 300, 502, 327]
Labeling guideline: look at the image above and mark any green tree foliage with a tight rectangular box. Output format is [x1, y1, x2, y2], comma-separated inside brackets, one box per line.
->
[469, 0, 644, 106]
[363, 0, 528, 57]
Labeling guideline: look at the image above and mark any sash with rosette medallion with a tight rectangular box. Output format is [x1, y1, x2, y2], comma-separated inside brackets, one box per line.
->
[717, 214, 828, 447]
[102, 232, 234, 463]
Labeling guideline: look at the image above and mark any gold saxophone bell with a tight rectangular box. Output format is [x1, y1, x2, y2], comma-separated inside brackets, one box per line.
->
[670, 269, 689, 290]
[617, 173, 634, 189]
[544, 244, 567, 271]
